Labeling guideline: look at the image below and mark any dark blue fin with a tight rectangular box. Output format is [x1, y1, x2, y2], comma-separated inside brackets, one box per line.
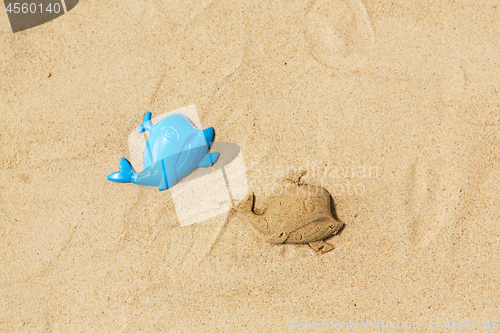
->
[158, 159, 178, 191]
[158, 176, 167, 191]
[198, 152, 219, 167]
[203, 127, 214, 148]
[107, 158, 133, 183]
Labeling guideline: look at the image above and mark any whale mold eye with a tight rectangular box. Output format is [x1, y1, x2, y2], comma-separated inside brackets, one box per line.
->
[163, 127, 179, 141]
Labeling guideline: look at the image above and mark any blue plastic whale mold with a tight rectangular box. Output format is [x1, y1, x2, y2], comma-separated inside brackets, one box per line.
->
[107, 112, 219, 191]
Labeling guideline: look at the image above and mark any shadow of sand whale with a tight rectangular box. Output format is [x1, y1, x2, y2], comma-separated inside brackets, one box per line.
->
[305, 0, 374, 71]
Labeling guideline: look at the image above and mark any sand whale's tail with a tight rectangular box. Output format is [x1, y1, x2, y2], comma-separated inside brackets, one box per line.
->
[107, 158, 133, 183]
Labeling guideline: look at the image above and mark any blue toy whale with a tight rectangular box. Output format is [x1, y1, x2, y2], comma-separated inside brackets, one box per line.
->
[107, 112, 219, 191]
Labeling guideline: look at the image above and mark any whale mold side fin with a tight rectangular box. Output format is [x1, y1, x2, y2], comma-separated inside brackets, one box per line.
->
[198, 152, 219, 167]
[138, 112, 154, 134]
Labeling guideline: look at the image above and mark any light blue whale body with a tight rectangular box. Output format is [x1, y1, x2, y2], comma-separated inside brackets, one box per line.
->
[107, 112, 219, 191]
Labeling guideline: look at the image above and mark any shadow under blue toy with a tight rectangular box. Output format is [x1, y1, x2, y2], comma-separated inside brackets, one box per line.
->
[107, 112, 219, 191]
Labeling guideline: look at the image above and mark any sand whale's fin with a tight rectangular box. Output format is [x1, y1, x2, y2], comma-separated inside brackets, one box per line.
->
[107, 158, 133, 183]
[308, 240, 334, 253]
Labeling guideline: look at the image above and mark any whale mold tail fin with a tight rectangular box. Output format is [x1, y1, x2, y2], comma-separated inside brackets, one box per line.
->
[107, 158, 133, 183]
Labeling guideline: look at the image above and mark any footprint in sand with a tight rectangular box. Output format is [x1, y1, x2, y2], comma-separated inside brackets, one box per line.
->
[406, 157, 464, 248]
[305, 0, 374, 71]
[406, 159, 439, 247]
[458, 69, 500, 127]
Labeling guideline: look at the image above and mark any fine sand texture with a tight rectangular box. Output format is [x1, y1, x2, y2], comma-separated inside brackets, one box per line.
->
[1, 0, 500, 331]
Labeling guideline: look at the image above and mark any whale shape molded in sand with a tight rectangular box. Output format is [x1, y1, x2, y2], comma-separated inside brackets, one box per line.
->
[237, 170, 344, 253]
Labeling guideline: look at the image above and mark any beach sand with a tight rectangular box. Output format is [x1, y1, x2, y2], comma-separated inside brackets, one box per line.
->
[1, 0, 499, 331]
